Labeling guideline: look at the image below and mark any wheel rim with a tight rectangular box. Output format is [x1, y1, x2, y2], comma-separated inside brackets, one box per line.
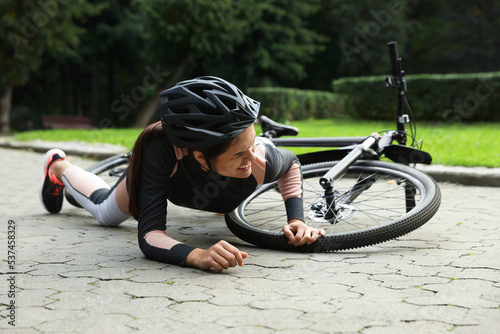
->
[236, 162, 428, 237]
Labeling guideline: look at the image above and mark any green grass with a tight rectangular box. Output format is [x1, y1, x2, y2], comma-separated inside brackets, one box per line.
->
[13, 119, 500, 167]
[280, 119, 500, 168]
[14, 128, 143, 149]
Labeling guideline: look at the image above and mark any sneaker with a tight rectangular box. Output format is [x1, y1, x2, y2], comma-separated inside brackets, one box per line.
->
[39, 149, 66, 213]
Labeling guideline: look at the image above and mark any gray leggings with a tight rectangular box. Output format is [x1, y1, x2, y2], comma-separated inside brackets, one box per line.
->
[62, 166, 130, 227]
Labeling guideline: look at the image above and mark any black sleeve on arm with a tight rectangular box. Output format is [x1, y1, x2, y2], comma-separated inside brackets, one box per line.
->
[136, 138, 195, 266]
[284, 196, 304, 223]
[138, 240, 195, 267]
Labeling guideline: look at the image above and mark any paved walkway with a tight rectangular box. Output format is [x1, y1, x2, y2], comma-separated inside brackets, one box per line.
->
[0, 148, 499, 333]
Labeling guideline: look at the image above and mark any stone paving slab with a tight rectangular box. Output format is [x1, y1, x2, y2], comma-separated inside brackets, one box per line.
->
[0, 148, 499, 333]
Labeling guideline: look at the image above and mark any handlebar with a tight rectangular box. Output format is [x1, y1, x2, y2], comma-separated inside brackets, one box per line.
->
[386, 41, 408, 145]
[387, 41, 400, 81]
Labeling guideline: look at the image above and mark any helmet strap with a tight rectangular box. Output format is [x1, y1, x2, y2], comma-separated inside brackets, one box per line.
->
[202, 150, 216, 174]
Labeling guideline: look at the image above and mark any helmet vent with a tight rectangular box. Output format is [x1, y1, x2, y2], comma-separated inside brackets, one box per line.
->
[171, 107, 190, 114]
[218, 95, 238, 111]
[184, 119, 206, 127]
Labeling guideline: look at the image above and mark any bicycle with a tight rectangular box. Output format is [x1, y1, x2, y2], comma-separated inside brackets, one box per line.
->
[65, 41, 441, 253]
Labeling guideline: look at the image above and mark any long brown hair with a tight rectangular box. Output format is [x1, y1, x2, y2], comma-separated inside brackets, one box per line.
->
[128, 121, 165, 219]
[128, 121, 235, 220]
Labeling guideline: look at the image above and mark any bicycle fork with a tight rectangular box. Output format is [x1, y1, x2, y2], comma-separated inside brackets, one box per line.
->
[316, 134, 419, 222]
[318, 135, 380, 221]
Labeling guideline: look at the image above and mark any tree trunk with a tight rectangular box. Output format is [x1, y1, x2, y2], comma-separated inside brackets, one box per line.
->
[133, 56, 190, 128]
[107, 52, 116, 127]
[76, 88, 83, 116]
[0, 86, 13, 133]
[90, 57, 100, 126]
[60, 65, 69, 115]
[73, 65, 84, 116]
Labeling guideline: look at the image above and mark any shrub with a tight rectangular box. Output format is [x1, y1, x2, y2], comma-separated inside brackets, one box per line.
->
[333, 72, 500, 122]
[247, 87, 345, 122]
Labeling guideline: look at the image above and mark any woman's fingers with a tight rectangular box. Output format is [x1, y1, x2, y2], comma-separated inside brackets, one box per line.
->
[283, 222, 325, 246]
[206, 241, 248, 271]
[293, 226, 312, 247]
[282, 224, 296, 241]
[221, 241, 247, 267]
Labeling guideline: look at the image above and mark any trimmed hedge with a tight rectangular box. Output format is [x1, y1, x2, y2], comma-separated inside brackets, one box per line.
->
[247, 87, 345, 122]
[333, 72, 500, 122]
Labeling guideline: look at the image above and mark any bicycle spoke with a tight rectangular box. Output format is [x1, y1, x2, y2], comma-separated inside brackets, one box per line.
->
[237, 163, 427, 237]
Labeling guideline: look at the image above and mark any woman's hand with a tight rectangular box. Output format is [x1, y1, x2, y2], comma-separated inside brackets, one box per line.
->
[283, 219, 326, 247]
[186, 240, 248, 272]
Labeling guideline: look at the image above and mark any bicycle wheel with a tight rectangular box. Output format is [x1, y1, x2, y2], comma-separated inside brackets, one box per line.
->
[225, 159, 441, 252]
[64, 152, 130, 208]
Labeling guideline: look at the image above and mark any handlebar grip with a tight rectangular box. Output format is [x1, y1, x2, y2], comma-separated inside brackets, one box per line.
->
[387, 41, 399, 79]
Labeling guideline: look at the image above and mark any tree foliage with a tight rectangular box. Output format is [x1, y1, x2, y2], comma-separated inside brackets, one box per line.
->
[131, 0, 324, 85]
[0, 0, 104, 131]
[205, 0, 326, 88]
[2, 0, 499, 131]
[1, 0, 103, 88]
[408, 0, 500, 73]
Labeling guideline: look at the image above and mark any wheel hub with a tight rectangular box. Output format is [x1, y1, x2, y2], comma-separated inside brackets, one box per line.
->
[308, 201, 355, 223]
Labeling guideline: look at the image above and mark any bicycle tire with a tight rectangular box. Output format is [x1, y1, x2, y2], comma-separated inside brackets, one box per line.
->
[225, 159, 441, 252]
[64, 152, 130, 208]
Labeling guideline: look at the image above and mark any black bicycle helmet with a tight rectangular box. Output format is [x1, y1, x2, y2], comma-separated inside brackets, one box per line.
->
[160, 76, 260, 150]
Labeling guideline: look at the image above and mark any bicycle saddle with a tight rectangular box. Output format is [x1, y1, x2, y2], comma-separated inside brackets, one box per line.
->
[259, 115, 299, 138]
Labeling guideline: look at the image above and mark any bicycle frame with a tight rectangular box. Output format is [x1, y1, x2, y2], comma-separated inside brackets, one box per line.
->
[260, 41, 431, 218]
[270, 136, 367, 147]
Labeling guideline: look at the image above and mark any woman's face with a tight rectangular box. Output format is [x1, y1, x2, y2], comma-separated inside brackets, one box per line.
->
[210, 124, 257, 178]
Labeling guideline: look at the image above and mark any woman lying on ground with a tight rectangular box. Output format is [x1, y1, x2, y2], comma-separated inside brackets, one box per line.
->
[39, 76, 325, 272]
